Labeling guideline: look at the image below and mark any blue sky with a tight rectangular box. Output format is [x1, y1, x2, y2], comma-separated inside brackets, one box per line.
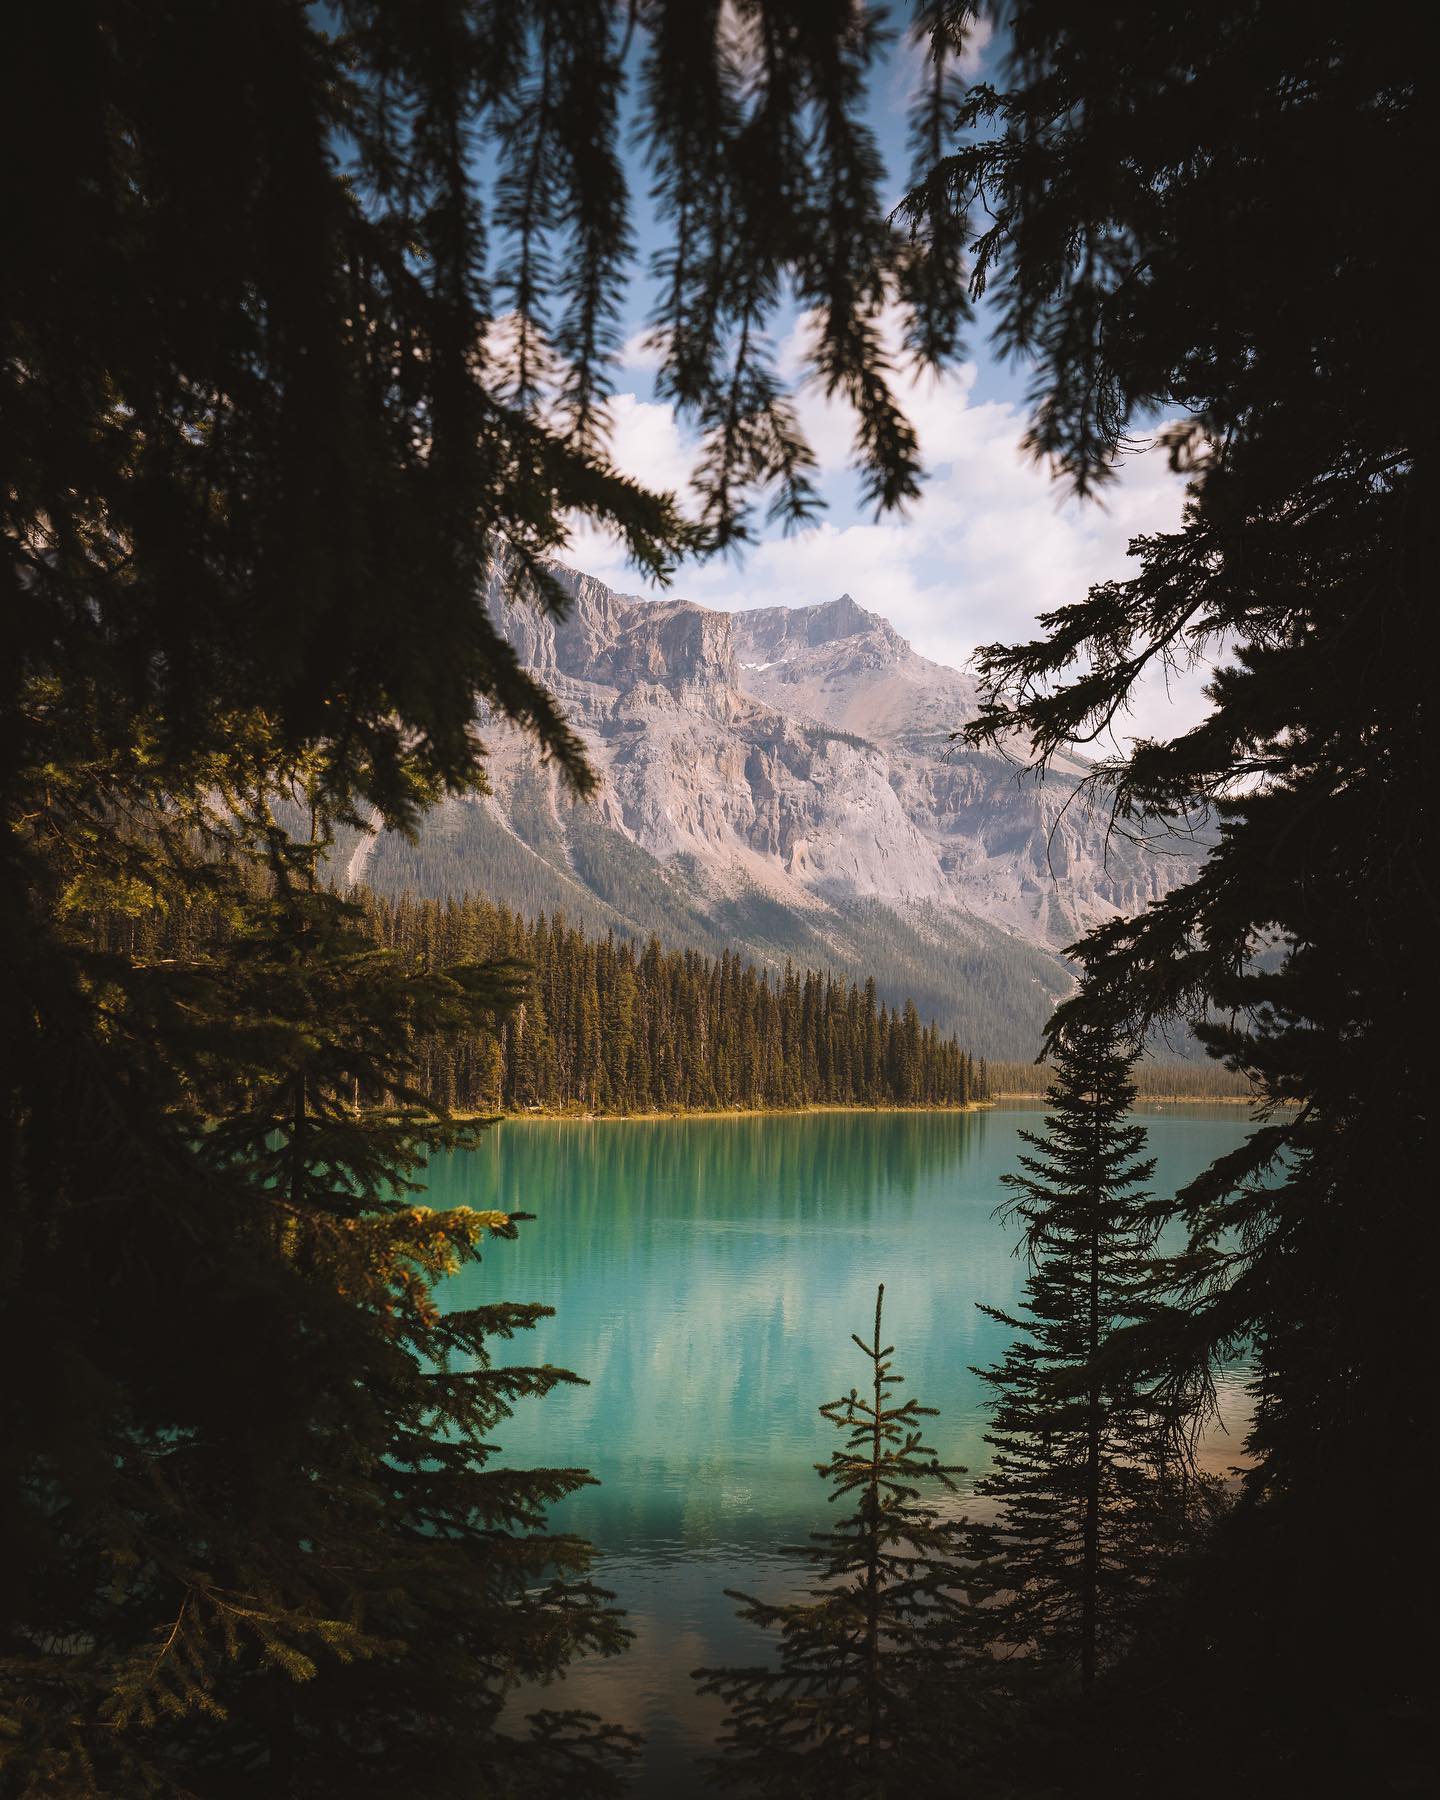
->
[561, 14, 1207, 743]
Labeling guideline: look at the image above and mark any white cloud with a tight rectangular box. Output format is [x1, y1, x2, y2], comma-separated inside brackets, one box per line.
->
[887, 9, 995, 101]
[957, 14, 996, 80]
[618, 328, 665, 374]
[562, 391, 701, 583]
[604, 391, 694, 492]
[878, 13, 997, 221]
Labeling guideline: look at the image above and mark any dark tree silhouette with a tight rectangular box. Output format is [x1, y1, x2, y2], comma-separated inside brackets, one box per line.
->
[968, 1023, 1205, 1694]
[901, 3, 1431, 1788]
[4, 788, 641, 1794]
[695, 1285, 976, 1799]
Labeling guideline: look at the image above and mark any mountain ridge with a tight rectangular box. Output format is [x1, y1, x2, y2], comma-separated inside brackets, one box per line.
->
[349, 563, 1203, 1055]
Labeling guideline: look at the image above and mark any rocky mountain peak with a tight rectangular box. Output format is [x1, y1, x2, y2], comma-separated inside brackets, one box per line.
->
[595, 599, 737, 696]
[487, 563, 737, 697]
[734, 591, 910, 663]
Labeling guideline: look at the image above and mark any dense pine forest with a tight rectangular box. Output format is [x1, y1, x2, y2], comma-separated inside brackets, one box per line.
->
[96, 883, 986, 1116]
[365, 894, 987, 1115]
[345, 787, 1077, 1057]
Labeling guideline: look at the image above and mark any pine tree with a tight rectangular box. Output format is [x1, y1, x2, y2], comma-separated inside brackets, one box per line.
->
[206, 818, 637, 1793]
[695, 1286, 975, 1798]
[898, 7, 1428, 1780]
[4, 800, 636, 1795]
[968, 1023, 1199, 1693]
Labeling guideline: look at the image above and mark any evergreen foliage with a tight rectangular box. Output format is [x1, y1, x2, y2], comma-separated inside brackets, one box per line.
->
[2, 794, 636, 1795]
[376, 898, 987, 1115]
[8, 0, 1426, 1787]
[901, 5, 1430, 1780]
[103, 886, 988, 1116]
[3, 7, 975, 1788]
[695, 1286, 974, 1798]
[968, 1025, 1206, 1692]
[361, 796, 1071, 1058]
[7, 0, 973, 834]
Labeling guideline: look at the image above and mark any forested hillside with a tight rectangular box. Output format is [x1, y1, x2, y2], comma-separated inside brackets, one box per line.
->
[352, 790, 1073, 1059]
[95, 882, 986, 1118]
[363, 894, 987, 1115]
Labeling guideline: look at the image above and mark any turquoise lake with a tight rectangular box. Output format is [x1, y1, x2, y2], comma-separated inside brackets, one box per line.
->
[426, 1104, 1256, 1791]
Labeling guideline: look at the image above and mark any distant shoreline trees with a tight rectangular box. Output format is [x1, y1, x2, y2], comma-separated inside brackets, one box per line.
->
[985, 1058, 1254, 1102]
[101, 884, 991, 1118]
[383, 896, 988, 1116]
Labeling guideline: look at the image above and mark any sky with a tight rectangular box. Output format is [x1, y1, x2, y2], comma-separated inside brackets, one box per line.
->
[561, 16, 1210, 746]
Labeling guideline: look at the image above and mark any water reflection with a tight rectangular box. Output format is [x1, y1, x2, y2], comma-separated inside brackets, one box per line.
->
[423, 1105, 1257, 1789]
[432, 1107, 985, 1239]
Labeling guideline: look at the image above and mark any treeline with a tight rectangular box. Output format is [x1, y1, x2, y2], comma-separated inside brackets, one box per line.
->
[350, 792, 1076, 1059]
[987, 1058, 1254, 1100]
[361, 892, 989, 1115]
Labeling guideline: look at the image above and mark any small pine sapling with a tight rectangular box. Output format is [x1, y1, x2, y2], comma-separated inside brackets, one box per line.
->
[695, 1285, 977, 1798]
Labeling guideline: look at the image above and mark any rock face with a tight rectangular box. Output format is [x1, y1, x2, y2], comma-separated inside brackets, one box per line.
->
[358, 563, 1203, 1054]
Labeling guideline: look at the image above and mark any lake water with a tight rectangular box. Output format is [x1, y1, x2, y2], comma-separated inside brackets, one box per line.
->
[426, 1104, 1255, 1791]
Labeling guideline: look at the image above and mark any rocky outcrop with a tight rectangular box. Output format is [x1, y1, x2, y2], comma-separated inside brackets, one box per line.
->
[357, 561, 1206, 1052]
[471, 563, 1197, 944]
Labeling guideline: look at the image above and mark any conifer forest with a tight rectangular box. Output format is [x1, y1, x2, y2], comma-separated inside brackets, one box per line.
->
[2, 5, 1428, 1799]
[377, 898, 990, 1115]
[104, 886, 989, 1114]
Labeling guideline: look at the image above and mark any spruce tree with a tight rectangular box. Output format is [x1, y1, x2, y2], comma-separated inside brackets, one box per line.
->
[899, 6, 1428, 1778]
[6, 29, 973, 1776]
[968, 1023, 1199, 1693]
[203, 814, 637, 1794]
[2, 794, 637, 1796]
[695, 1286, 974, 1799]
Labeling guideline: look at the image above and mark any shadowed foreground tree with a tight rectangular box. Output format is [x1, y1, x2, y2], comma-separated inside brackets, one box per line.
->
[695, 1286, 976, 1799]
[1, 5, 980, 1789]
[3, 797, 638, 1796]
[968, 1024, 1210, 1695]
[901, 3, 1432, 1788]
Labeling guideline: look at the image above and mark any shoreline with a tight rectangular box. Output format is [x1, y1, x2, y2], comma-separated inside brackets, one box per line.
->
[459, 1100, 991, 1126]
[449, 1094, 1262, 1125]
[992, 1091, 1263, 1106]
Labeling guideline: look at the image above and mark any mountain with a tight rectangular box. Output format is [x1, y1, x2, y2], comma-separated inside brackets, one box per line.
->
[347, 564, 1204, 1056]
